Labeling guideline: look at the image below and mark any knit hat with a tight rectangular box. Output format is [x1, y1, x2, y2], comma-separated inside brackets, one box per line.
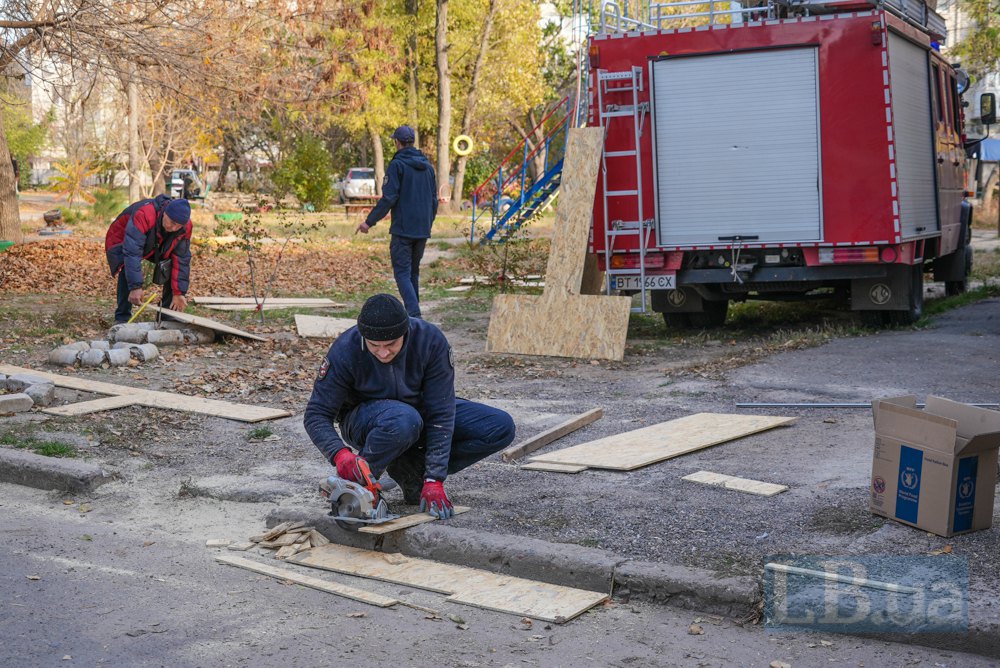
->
[391, 125, 416, 144]
[164, 198, 191, 225]
[357, 294, 409, 341]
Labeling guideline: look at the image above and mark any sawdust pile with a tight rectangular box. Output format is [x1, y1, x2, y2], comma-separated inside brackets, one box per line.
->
[0, 239, 390, 296]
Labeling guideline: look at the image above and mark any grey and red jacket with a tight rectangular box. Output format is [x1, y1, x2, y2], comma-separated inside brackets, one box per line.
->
[104, 195, 192, 294]
[303, 318, 456, 481]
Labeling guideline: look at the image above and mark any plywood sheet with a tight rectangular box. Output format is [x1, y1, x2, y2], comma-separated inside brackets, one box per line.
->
[203, 304, 332, 312]
[146, 305, 266, 341]
[288, 543, 607, 623]
[487, 293, 631, 361]
[529, 413, 796, 471]
[682, 470, 788, 497]
[501, 408, 603, 461]
[295, 315, 358, 339]
[357, 506, 470, 535]
[193, 297, 341, 305]
[215, 555, 398, 607]
[42, 395, 139, 416]
[0, 365, 143, 397]
[519, 462, 588, 473]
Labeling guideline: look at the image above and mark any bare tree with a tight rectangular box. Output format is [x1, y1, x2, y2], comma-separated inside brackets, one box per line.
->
[435, 0, 452, 210]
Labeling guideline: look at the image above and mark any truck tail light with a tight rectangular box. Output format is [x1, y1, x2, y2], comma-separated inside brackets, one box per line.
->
[818, 247, 881, 264]
[871, 21, 882, 46]
[610, 253, 665, 269]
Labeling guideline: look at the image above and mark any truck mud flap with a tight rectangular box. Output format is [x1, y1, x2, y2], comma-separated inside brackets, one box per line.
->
[851, 265, 915, 311]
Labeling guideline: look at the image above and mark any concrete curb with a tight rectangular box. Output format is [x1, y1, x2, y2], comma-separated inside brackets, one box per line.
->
[0, 448, 112, 493]
[265, 508, 759, 619]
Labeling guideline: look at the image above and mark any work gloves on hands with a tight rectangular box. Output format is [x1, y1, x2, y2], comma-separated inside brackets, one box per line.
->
[419, 480, 453, 519]
[333, 448, 364, 483]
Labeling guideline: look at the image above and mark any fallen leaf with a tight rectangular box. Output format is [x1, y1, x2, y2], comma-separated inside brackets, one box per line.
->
[142, 541, 155, 547]
[770, 662, 791, 668]
[688, 623, 704, 635]
[346, 612, 366, 618]
[27, 575, 41, 581]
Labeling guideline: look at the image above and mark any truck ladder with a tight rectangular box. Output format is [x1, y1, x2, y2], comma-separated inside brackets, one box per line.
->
[598, 67, 653, 313]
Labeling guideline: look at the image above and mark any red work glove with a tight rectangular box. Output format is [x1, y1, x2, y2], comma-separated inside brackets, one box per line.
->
[333, 448, 363, 482]
[419, 480, 453, 519]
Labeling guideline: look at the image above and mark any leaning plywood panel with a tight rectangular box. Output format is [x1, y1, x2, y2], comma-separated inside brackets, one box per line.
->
[215, 555, 398, 607]
[528, 413, 796, 471]
[294, 315, 357, 339]
[146, 305, 266, 341]
[446, 580, 607, 624]
[357, 506, 470, 535]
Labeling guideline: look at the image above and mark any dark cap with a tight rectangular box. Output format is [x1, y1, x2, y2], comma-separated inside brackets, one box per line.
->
[357, 294, 409, 341]
[391, 125, 415, 144]
[164, 199, 191, 224]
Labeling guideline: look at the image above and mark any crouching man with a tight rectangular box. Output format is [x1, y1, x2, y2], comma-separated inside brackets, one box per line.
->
[304, 293, 515, 518]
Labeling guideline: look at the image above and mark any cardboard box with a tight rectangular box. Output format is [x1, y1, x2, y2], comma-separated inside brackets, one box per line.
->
[869, 396, 1000, 537]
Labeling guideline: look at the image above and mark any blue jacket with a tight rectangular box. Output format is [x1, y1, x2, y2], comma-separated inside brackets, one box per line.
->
[303, 318, 456, 481]
[364, 147, 438, 238]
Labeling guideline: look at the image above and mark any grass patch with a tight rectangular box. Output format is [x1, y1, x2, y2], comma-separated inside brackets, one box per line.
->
[0, 433, 78, 458]
[247, 426, 274, 441]
[924, 283, 1000, 318]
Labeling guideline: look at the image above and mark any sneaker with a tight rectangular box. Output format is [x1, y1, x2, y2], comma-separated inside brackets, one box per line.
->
[386, 449, 425, 505]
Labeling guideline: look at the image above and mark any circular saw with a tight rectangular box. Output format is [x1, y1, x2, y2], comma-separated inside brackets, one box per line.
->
[319, 457, 398, 531]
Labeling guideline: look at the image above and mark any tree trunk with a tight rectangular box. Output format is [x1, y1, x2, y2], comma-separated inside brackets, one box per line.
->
[216, 139, 232, 192]
[406, 0, 420, 146]
[451, 0, 498, 209]
[0, 111, 23, 244]
[128, 66, 142, 201]
[141, 131, 167, 198]
[435, 0, 452, 211]
[368, 121, 385, 197]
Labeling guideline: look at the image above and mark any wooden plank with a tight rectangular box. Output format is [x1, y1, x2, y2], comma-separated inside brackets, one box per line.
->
[146, 305, 266, 341]
[682, 470, 788, 497]
[288, 543, 607, 623]
[192, 297, 342, 305]
[215, 554, 399, 607]
[528, 413, 796, 471]
[501, 408, 603, 461]
[295, 315, 358, 339]
[519, 462, 588, 474]
[357, 506, 470, 535]
[42, 395, 139, 417]
[0, 365, 291, 423]
[486, 128, 632, 362]
[446, 581, 607, 624]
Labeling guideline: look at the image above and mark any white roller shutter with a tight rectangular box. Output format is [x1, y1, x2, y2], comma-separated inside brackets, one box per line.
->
[888, 33, 938, 237]
[651, 48, 822, 246]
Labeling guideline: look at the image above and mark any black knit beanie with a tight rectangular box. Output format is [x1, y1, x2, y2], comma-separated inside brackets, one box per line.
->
[357, 294, 409, 341]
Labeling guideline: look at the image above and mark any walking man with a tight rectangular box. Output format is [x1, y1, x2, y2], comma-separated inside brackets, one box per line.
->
[304, 293, 515, 518]
[105, 195, 192, 323]
[355, 125, 437, 318]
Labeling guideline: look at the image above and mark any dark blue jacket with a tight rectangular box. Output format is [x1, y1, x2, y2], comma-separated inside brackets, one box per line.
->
[303, 318, 455, 481]
[364, 147, 438, 238]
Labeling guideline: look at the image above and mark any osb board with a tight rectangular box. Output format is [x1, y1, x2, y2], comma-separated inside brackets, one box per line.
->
[145, 305, 266, 341]
[486, 293, 631, 361]
[542, 127, 603, 296]
[203, 304, 335, 312]
[682, 470, 788, 497]
[528, 413, 796, 471]
[215, 555, 398, 607]
[193, 297, 341, 305]
[357, 506, 470, 535]
[501, 408, 603, 461]
[519, 462, 588, 474]
[42, 395, 139, 417]
[295, 315, 358, 339]
[288, 543, 607, 623]
[0, 365, 291, 423]
[580, 254, 605, 296]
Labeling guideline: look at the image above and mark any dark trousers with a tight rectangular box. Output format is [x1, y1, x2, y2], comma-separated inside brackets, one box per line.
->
[341, 398, 516, 479]
[115, 269, 172, 324]
[389, 235, 427, 318]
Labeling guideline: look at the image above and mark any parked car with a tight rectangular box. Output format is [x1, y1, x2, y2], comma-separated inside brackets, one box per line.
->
[338, 167, 376, 203]
[168, 169, 204, 200]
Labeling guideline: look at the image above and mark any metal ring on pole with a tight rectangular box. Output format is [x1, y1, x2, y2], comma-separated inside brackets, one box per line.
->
[453, 135, 473, 156]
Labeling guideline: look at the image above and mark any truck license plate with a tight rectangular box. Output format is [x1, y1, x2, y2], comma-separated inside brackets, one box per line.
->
[610, 274, 676, 290]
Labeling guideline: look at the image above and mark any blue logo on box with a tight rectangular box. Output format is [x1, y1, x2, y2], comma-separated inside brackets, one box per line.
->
[952, 456, 978, 533]
[895, 445, 923, 523]
[764, 555, 968, 634]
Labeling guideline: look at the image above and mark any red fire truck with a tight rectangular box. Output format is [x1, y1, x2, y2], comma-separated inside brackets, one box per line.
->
[590, 0, 979, 327]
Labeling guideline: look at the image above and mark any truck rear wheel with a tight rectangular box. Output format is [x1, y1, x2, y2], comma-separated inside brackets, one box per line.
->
[661, 299, 728, 329]
[944, 245, 973, 296]
[887, 264, 924, 326]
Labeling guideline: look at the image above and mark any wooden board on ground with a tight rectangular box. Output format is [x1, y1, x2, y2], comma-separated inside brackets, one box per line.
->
[528, 413, 796, 471]
[42, 395, 139, 416]
[486, 128, 631, 361]
[215, 554, 399, 607]
[295, 314, 357, 339]
[287, 543, 607, 623]
[0, 364, 291, 423]
[145, 304, 266, 341]
[202, 303, 337, 312]
[501, 408, 603, 461]
[519, 462, 588, 474]
[357, 506, 470, 535]
[682, 470, 788, 497]
[192, 297, 342, 306]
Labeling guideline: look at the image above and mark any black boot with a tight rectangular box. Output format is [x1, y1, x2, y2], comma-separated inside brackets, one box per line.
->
[386, 448, 425, 505]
